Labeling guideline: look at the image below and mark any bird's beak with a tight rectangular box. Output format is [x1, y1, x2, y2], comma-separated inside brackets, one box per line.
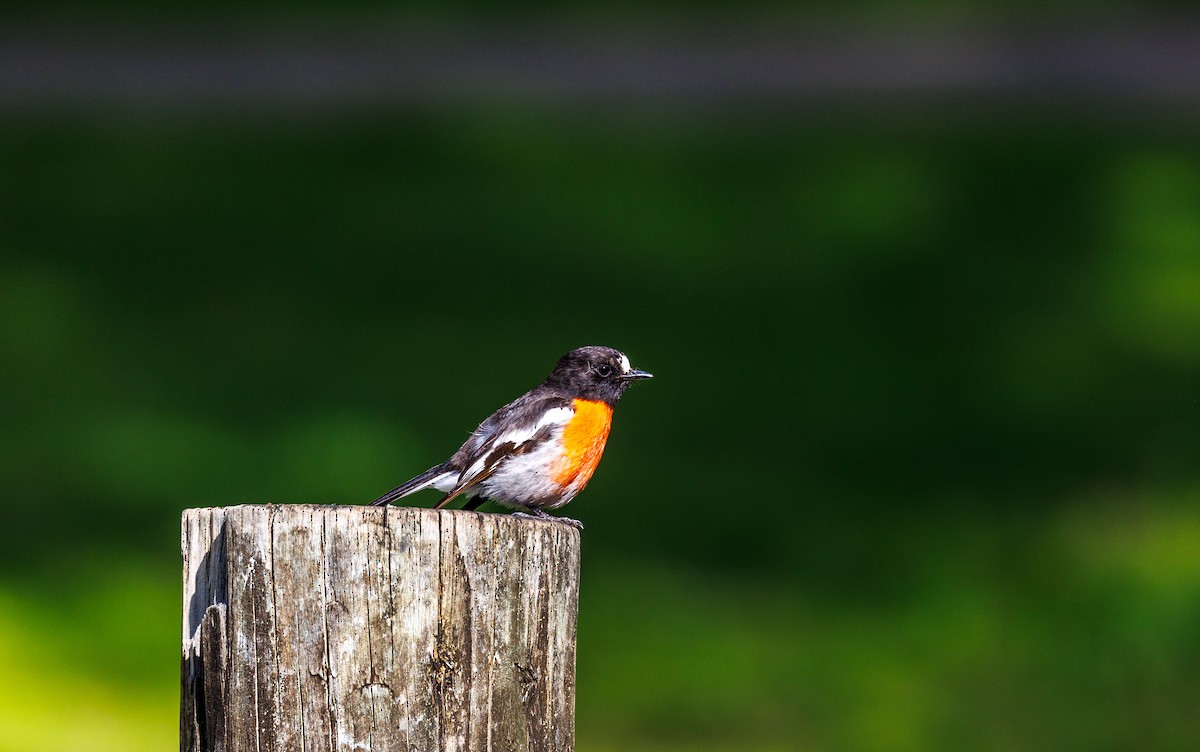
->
[620, 369, 654, 381]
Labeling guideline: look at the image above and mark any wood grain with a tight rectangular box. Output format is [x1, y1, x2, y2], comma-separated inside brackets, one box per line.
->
[181, 505, 580, 752]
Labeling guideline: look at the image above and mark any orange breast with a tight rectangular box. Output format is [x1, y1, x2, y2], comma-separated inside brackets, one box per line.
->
[553, 399, 613, 489]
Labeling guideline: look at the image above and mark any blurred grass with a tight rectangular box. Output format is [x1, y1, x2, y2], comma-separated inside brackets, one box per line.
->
[580, 486, 1200, 751]
[0, 567, 177, 752]
[1, 110, 1199, 749]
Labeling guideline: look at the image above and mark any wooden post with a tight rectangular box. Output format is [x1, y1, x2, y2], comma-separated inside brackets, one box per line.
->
[180, 505, 581, 752]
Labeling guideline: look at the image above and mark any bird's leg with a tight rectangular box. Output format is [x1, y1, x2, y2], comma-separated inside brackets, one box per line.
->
[462, 496, 489, 512]
[511, 507, 584, 530]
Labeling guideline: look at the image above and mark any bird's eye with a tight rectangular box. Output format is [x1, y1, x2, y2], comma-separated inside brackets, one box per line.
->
[595, 364, 614, 378]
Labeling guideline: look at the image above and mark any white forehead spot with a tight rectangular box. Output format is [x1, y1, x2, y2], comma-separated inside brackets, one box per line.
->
[619, 354, 631, 373]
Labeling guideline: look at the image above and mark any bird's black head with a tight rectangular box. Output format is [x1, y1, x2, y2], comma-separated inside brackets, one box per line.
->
[545, 345, 653, 405]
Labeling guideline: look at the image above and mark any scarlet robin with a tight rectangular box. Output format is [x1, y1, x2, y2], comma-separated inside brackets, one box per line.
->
[370, 346, 652, 528]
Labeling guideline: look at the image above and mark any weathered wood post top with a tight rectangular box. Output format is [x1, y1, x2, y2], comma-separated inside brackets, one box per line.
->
[181, 504, 581, 752]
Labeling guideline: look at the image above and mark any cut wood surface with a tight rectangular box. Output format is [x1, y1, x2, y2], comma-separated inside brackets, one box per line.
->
[181, 505, 581, 752]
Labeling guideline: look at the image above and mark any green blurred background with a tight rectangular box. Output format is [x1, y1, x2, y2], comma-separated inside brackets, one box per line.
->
[3, 8, 1200, 751]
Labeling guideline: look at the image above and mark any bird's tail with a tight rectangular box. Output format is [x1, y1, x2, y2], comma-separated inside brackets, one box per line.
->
[370, 462, 454, 507]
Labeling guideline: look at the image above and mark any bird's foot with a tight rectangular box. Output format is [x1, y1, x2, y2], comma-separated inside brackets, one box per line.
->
[553, 515, 584, 530]
[511, 509, 584, 530]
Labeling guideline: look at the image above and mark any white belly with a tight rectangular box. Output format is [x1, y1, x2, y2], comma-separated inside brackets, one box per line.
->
[473, 439, 578, 509]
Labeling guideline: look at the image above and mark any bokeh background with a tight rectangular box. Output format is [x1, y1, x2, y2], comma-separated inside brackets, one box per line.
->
[3, 6, 1200, 751]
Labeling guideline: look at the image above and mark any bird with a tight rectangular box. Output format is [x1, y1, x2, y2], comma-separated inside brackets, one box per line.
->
[370, 345, 652, 528]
